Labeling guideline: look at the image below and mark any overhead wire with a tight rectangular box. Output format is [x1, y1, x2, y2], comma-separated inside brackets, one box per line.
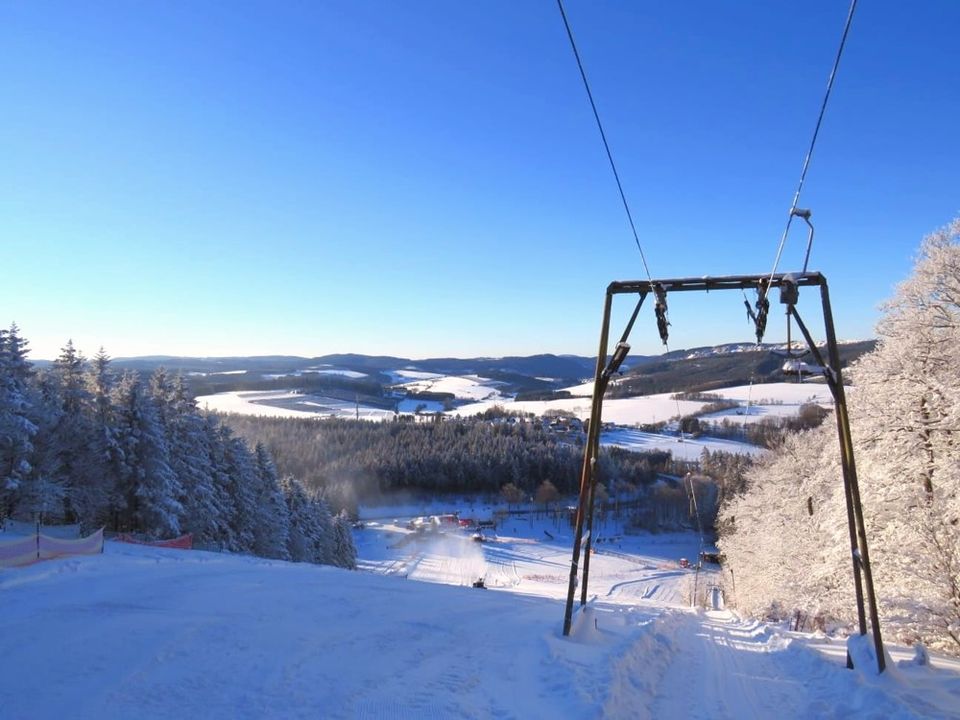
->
[767, 0, 859, 282]
[556, 0, 653, 282]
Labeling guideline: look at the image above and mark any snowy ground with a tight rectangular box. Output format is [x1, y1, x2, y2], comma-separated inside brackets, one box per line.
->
[392, 374, 507, 402]
[3, 511, 958, 719]
[449, 381, 832, 428]
[601, 427, 766, 460]
[195, 390, 396, 420]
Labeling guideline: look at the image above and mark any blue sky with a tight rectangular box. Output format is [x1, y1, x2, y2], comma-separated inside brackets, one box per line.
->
[2, 1, 958, 361]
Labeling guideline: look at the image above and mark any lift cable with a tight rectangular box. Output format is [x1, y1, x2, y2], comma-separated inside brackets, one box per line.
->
[556, 0, 653, 282]
[767, 0, 858, 283]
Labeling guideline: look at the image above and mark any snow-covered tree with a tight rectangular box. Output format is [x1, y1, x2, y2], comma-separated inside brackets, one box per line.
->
[112, 371, 183, 537]
[252, 443, 291, 560]
[281, 475, 316, 562]
[719, 216, 960, 654]
[0, 324, 37, 517]
[46, 341, 110, 524]
[332, 509, 357, 569]
[849, 217, 960, 652]
[83, 348, 125, 528]
[150, 372, 226, 544]
[220, 427, 259, 552]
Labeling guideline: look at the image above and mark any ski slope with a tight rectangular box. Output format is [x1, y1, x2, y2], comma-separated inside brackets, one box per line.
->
[2, 516, 957, 719]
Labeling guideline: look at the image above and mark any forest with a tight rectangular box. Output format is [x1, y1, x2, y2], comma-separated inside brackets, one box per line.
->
[0, 334, 356, 569]
[223, 413, 680, 512]
[718, 218, 960, 655]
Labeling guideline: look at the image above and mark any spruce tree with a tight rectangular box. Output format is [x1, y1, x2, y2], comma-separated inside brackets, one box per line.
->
[112, 371, 183, 537]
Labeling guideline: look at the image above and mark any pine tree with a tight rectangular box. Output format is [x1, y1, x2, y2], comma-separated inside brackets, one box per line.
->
[281, 476, 314, 562]
[202, 415, 238, 550]
[220, 426, 259, 552]
[112, 371, 183, 537]
[151, 372, 225, 544]
[252, 443, 291, 560]
[45, 340, 113, 525]
[84, 348, 124, 529]
[0, 324, 38, 518]
[332, 509, 357, 569]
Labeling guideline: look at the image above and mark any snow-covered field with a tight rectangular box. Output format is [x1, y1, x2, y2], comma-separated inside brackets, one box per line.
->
[601, 428, 766, 460]
[450, 381, 832, 428]
[393, 373, 507, 402]
[196, 379, 831, 429]
[3, 514, 958, 719]
[195, 390, 396, 420]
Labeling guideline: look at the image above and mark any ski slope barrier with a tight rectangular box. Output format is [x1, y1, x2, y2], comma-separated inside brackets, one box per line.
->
[0, 528, 104, 568]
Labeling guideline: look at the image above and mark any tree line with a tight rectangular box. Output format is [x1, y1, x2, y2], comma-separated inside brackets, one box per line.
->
[0, 332, 355, 569]
[222, 414, 675, 512]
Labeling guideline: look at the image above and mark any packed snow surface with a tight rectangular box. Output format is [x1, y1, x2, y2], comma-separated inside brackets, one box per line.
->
[3, 511, 957, 719]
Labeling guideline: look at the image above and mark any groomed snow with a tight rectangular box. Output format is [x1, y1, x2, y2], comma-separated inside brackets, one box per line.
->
[2, 514, 957, 719]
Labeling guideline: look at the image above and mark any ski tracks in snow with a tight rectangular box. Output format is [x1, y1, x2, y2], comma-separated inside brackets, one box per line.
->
[598, 609, 935, 720]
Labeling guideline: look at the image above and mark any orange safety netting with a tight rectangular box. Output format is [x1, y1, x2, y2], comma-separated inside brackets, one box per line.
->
[0, 528, 104, 568]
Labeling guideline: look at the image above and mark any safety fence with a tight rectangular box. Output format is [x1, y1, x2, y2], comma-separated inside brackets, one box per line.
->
[0, 527, 104, 568]
[114, 533, 193, 550]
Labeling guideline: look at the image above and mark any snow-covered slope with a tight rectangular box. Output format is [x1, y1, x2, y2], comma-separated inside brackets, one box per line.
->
[451, 382, 832, 426]
[2, 519, 957, 719]
[195, 390, 395, 420]
[393, 373, 506, 402]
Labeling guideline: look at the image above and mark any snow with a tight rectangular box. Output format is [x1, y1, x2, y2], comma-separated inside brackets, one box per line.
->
[395, 398, 446, 413]
[383, 369, 444, 383]
[395, 374, 506, 402]
[561, 379, 596, 396]
[601, 428, 766, 460]
[451, 394, 705, 425]
[711, 381, 834, 406]
[1, 513, 958, 719]
[451, 382, 833, 428]
[194, 390, 397, 420]
[700, 404, 809, 424]
[264, 369, 369, 380]
[195, 390, 327, 418]
[313, 369, 368, 379]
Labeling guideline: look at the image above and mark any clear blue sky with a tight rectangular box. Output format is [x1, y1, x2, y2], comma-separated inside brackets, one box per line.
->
[2, 1, 958, 361]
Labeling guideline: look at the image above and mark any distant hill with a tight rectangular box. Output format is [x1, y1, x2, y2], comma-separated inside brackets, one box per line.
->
[85, 341, 876, 401]
[610, 340, 876, 397]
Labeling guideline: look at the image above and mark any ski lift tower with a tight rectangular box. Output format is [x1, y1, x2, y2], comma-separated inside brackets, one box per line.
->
[561, 271, 887, 674]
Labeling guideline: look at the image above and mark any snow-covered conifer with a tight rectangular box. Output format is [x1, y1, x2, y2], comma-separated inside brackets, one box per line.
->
[0, 324, 38, 517]
[332, 509, 357, 569]
[112, 371, 183, 537]
[252, 443, 291, 560]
